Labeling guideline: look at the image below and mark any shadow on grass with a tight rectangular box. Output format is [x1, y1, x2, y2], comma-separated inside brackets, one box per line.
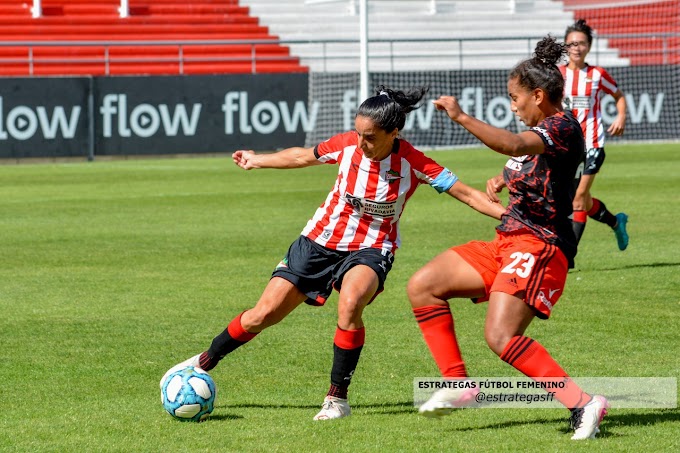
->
[207, 413, 245, 421]
[446, 408, 680, 438]
[571, 261, 680, 273]
[591, 408, 680, 438]
[211, 403, 680, 432]
[225, 401, 414, 413]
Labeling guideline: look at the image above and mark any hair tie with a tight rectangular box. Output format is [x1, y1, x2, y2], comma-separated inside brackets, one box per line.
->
[379, 91, 390, 98]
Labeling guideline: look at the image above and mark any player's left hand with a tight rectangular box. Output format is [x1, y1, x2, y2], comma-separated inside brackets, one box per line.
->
[607, 117, 625, 136]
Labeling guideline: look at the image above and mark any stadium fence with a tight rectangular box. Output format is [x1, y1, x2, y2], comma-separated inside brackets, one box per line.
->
[0, 32, 678, 159]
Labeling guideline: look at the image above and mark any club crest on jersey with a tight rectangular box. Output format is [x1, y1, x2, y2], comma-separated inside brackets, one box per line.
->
[345, 194, 397, 217]
[384, 169, 403, 183]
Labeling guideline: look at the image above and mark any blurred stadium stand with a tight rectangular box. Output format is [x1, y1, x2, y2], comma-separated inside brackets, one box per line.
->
[562, 0, 679, 65]
[239, 0, 629, 70]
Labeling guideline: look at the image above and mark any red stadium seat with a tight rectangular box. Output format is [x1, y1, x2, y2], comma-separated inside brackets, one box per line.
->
[562, 0, 679, 65]
[0, 0, 307, 75]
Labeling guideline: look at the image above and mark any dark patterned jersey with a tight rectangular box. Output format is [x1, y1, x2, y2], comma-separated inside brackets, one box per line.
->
[497, 111, 585, 266]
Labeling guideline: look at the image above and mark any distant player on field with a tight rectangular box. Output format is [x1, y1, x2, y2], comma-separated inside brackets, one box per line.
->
[410, 36, 609, 440]
[161, 85, 505, 421]
[560, 19, 629, 251]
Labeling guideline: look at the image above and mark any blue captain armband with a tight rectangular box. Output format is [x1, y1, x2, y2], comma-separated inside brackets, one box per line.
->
[431, 167, 459, 193]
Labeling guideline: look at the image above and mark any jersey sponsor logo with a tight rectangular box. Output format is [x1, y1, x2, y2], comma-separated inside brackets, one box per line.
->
[345, 194, 397, 217]
[384, 169, 403, 183]
[537, 291, 554, 311]
[275, 257, 289, 269]
[570, 96, 590, 110]
[537, 287, 561, 311]
[505, 155, 529, 171]
[531, 127, 554, 146]
[380, 248, 394, 262]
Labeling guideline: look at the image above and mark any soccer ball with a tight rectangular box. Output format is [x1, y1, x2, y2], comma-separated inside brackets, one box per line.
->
[161, 366, 216, 422]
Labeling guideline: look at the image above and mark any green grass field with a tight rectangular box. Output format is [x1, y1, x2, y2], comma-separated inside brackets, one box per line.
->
[1, 143, 678, 452]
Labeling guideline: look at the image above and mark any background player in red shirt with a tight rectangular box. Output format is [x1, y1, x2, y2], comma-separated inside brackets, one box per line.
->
[561, 19, 629, 251]
[161, 86, 505, 421]
[409, 36, 609, 440]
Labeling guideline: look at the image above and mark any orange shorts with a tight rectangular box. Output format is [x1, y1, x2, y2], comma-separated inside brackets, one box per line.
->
[452, 230, 568, 319]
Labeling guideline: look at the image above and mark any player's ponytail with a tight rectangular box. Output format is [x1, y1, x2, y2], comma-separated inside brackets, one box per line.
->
[356, 85, 429, 132]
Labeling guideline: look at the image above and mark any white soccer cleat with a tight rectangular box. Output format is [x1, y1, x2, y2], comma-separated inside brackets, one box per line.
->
[418, 385, 480, 418]
[312, 396, 351, 421]
[570, 395, 610, 440]
[159, 354, 202, 389]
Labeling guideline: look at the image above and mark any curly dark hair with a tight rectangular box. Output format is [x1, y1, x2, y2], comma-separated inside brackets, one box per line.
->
[565, 19, 593, 46]
[355, 85, 429, 132]
[508, 35, 567, 105]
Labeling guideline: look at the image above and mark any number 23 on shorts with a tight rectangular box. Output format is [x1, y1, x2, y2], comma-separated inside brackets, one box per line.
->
[501, 251, 536, 278]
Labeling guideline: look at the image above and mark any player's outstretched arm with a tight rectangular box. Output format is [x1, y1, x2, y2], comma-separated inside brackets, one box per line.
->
[233, 147, 322, 170]
[446, 180, 505, 220]
[433, 96, 545, 157]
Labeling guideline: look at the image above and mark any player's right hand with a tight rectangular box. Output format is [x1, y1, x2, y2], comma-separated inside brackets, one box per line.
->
[432, 96, 464, 122]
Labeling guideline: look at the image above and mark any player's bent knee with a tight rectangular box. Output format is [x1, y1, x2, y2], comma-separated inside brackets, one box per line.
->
[484, 330, 513, 357]
[338, 295, 367, 321]
[406, 271, 430, 305]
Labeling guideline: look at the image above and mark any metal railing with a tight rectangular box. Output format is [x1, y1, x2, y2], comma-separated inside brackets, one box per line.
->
[27, 0, 538, 19]
[0, 39, 290, 76]
[305, 0, 534, 15]
[0, 33, 677, 76]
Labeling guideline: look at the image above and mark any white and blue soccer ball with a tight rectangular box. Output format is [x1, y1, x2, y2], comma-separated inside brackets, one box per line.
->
[161, 366, 216, 422]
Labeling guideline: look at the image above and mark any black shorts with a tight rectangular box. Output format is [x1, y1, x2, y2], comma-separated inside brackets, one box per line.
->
[271, 235, 394, 306]
[584, 147, 606, 175]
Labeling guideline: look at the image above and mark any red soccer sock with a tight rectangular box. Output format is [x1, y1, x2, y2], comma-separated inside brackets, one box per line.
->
[588, 198, 618, 228]
[227, 313, 259, 342]
[501, 336, 591, 409]
[334, 326, 366, 350]
[587, 199, 602, 218]
[413, 305, 467, 378]
[202, 312, 259, 371]
[573, 210, 588, 223]
[572, 210, 588, 244]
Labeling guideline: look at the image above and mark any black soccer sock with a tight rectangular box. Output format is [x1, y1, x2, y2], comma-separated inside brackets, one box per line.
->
[588, 198, 618, 228]
[327, 326, 365, 399]
[572, 210, 587, 245]
[204, 312, 258, 370]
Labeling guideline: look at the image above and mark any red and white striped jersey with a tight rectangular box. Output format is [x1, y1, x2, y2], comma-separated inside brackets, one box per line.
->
[560, 64, 619, 149]
[300, 131, 458, 253]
